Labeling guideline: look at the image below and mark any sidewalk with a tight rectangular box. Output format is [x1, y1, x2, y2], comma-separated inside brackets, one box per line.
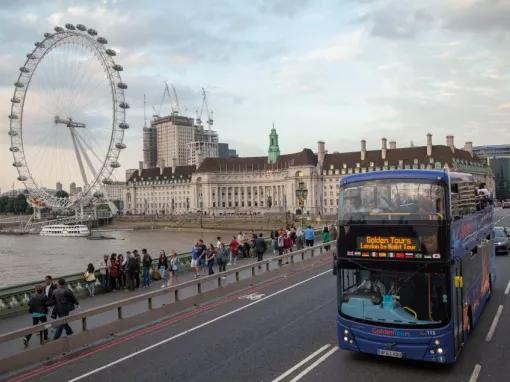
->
[0, 245, 319, 357]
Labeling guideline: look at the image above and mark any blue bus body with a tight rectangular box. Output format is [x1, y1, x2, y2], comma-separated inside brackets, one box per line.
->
[336, 169, 494, 363]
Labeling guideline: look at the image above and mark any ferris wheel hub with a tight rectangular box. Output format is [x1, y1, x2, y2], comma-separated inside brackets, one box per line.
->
[54, 115, 86, 128]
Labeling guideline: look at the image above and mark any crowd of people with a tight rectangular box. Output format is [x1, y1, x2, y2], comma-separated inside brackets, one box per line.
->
[23, 224, 338, 348]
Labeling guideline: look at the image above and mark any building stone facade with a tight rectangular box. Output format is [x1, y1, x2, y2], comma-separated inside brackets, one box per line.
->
[123, 131, 493, 217]
[155, 115, 195, 167]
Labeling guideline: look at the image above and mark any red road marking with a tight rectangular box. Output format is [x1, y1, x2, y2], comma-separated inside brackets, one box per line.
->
[6, 256, 331, 382]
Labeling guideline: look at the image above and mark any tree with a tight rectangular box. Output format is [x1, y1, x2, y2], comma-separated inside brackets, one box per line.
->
[0, 196, 9, 213]
[55, 190, 69, 198]
[13, 194, 28, 214]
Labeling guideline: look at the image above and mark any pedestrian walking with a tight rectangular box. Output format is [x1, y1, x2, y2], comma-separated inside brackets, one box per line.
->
[133, 250, 141, 288]
[84, 263, 96, 297]
[98, 255, 109, 291]
[44, 275, 57, 299]
[48, 278, 79, 340]
[255, 233, 267, 269]
[206, 244, 216, 275]
[141, 248, 152, 287]
[109, 253, 119, 291]
[126, 251, 136, 291]
[23, 285, 48, 347]
[322, 226, 331, 251]
[295, 227, 304, 250]
[229, 236, 239, 265]
[329, 224, 338, 241]
[118, 254, 127, 289]
[277, 231, 285, 265]
[198, 239, 207, 273]
[217, 242, 228, 276]
[191, 242, 200, 278]
[237, 232, 244, 257]
[158, 250, 169, 288]
[304, 225, 315, 247]
[169, 250, 179, 285]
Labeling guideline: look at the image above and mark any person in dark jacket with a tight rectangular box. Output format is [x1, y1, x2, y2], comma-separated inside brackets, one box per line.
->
[255, 233, 267, 269]
[133, 250, 141, 288]
[44, 275, 57, 299]
[48, 278, 79, 340]
[141, 248, 153, 287]
[23, 285, 49, 347]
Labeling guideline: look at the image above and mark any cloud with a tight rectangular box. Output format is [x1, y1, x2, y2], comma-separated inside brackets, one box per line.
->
[367, 7, 435, 39]
[445, 0, 510, 32]
[256, 0, 311, 17]
[305, 30, 364, 62]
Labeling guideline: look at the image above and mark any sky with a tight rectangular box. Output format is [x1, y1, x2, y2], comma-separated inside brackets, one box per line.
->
[1, 0, 510, 193]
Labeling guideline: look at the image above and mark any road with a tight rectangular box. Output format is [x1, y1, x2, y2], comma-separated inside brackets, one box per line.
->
[3, 209, 510, 382]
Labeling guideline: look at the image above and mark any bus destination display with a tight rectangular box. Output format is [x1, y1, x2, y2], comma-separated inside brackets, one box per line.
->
[357, 236, 419, 251]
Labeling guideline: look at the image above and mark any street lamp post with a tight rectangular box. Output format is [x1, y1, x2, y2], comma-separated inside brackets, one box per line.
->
[295, 182, 308, 228]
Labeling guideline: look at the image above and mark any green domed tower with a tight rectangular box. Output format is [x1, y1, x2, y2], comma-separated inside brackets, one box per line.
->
[268, 124, 280, 164]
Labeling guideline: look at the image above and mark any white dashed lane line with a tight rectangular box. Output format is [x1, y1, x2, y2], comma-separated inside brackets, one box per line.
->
[485, 305, 504, 342]
[469, 364, 482, 382]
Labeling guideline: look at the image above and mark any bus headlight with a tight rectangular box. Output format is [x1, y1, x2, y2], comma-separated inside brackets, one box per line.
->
[434, 339, 440, 346]
[437, 347, 444, 354]
[343, 336, 349, 342]
[344, 329, 349, 335]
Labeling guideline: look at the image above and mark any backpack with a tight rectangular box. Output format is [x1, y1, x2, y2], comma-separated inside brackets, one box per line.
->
[142, 254, 152, 267]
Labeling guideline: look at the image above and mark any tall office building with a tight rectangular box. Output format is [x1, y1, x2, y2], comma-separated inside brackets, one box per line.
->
[143, 125, 157, 169]
[56, 182, 62, 192]
[188, 125, 219, 166]
[474, 144, 510, 200]
[155, 115, 195, 167]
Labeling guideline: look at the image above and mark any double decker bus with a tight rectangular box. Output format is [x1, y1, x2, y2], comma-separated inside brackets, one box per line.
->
[334, 170, 495, 363]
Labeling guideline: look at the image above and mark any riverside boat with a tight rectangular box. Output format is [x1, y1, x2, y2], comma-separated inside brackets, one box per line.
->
[40, 224, 90, 237]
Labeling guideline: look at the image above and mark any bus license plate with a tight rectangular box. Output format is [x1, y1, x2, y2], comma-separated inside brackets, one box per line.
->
[377, 349, 403, 358]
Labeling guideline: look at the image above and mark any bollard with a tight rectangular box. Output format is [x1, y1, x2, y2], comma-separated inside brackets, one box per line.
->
[148, 297, 153, 310]
[301, 251, 305, 260]
[198, 283, 202, 294]
[174, 289, 179, 301]
[291, 254, 294, 264]
[81, 317, 87, 331]
[320, 246, 323, 254]
[252, 267, 256, 277]
[117, 306, 123, 320]
[266, 262, 270, 271]
[218, 277, 222, 287]
[311, 248, 315, 257]
[236, 272, 240, 281]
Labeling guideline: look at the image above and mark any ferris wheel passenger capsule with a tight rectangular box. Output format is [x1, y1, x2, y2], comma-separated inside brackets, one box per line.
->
[19, 67, 30, 73]
[8, 130, 18, 136]
[17, 176, 27, 182]
[65, 24, 76, 30]
[76, 24, 87, 31]
[119, 122, 129, 129]
[110, 161, 121, 168]
[88, 28, 97, 36]
[117, 82, 128, 89]
[97, 37, 107, 44]
[102, 178, 113, 185]
[44, 32, 52, 38]
[12, 162, 23, 167]
[115, 142, 126, 149]
[9, 147, 19, 152]
[26, 53, 36, 59]
[112, 64, 123, 71]
[11, 97, 20, 103]
[54, 26, 64, 32]
[8, 114, 18, 120]
[106, 48, 116, 56]
[14, 81, 24, 88]
[34, 42, 44, 48]
[93, 191, 104, 198]
[119, 102, 130, 109]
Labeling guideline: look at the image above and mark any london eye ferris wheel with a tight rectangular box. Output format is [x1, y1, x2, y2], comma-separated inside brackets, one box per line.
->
[8, 23, 129, 211]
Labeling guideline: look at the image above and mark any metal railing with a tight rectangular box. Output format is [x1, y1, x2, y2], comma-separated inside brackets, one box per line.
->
[0, 241, 334, 346]
[0, 230, 325, 316]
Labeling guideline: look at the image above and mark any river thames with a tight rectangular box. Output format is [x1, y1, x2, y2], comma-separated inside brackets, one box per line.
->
[0, 229, 236, 288]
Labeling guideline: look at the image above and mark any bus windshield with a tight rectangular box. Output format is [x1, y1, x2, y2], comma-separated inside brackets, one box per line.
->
[339, 180, 446, 222]
[339, 265, 449, 327]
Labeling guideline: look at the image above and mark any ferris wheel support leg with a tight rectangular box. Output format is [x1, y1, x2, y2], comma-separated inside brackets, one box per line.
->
[69, 127, 88, 187]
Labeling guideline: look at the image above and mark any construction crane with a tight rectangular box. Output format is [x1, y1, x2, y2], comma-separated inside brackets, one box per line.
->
[196, 88, 213, 129]
[151, 81, 180, 119]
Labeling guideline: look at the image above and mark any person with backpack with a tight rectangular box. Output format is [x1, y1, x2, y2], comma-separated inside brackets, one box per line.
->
[141, 248, 153, 288]
[23, 285, 49, 347]
[108, 253, 119, 291]
[158, 250, 169, 288]
[84, 263, 96, 297]
[216, 241, 228, 277]
[255, 233, 267, 269]
[205, 244, 216, 275]
[169, 250, 180, 285]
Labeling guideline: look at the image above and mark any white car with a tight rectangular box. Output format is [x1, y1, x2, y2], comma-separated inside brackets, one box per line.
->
[503, 200, 510, 209]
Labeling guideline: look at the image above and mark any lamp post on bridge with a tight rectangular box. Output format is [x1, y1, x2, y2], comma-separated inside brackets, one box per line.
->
[295, 182, 308, 228]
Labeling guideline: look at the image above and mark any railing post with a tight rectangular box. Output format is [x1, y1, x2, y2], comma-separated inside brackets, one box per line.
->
[117, 306, 123, 320]
[311, 248, 315, 257]
[266, 262, 270, 271]
[301, 250, 305, 260]
[291, 254, 294, 264]
[236, 271, 240, 281]
[148, 297, 153, 310]
[252, 267, 256, 277]
[81, 317, 87, 331]
[198, 283, 202, 294]
[218, 277, 222, 287]
[320, 246, 323, 254]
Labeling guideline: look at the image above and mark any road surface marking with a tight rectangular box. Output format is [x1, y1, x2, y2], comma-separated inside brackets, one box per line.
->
[485, 305, 503, 342]
[68, 269, 331, 382]
[469, 364, 482, 382]
[289, 346, 339, 382]
[271, 344, 331, 382]
[239, 292, 266, 301]
[505, 280, 510, 296]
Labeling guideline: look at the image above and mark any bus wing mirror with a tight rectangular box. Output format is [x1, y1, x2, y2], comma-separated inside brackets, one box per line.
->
[454, 276, 463, 288]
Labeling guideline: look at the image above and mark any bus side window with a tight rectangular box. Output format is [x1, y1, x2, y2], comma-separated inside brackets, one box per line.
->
[451, 182, 476, 219]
